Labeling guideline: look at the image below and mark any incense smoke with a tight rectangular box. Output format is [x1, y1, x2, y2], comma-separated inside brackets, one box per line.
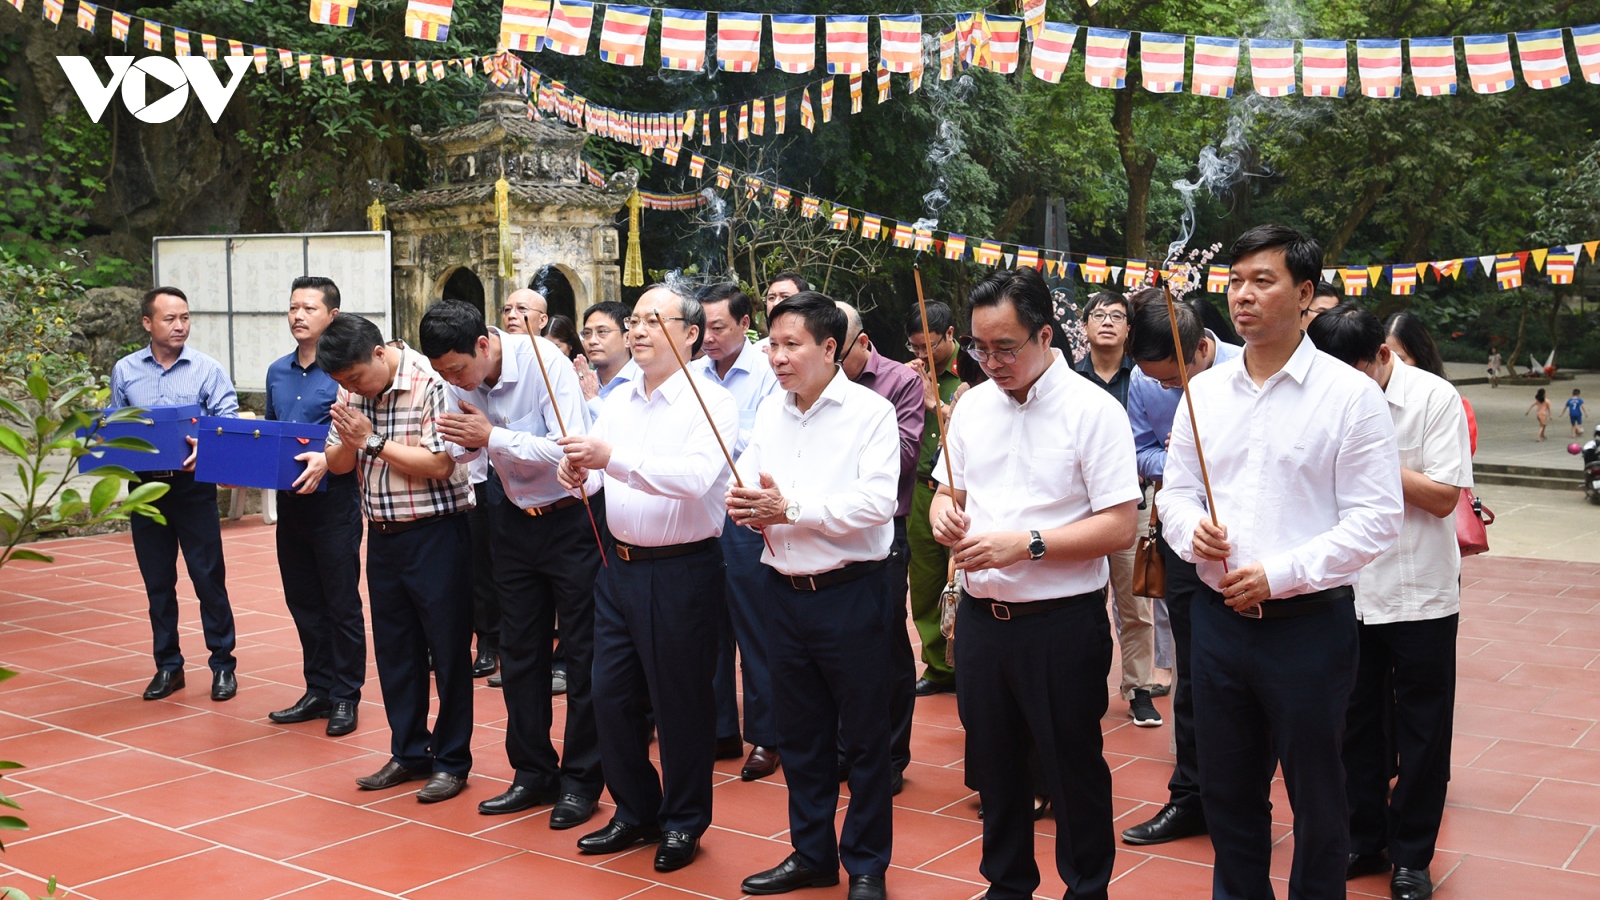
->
[913, 33, 975, 233]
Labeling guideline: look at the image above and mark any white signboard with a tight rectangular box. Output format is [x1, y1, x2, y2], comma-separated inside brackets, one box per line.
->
[152, 232, 392, 392]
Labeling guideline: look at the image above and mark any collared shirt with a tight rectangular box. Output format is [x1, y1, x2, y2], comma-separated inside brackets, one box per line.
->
[918, 366, 963, 481]
[1073, 352, 1136, 409]
[325, 342, 471, 523]
[1157, 335, 1403, 597]
[110, 344, 238, 416]
[1127, 332, 1242, 480]
[736, 368, 899, 577]
[1357, 360, 1473, 624]
[447, 329, 597, 510]
[587, 358, 641, 421]
[692, 338, 780, 458]
[264, 350, 339, 425]
[593, 368, 738, 547]
[939, 350, 1142, 602]
[851, 347, 925, 517]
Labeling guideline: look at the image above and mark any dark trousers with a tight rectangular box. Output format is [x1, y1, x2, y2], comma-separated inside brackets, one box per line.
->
[367, 514, 474, 776]
[768, 566, 893, 876]
[489, 496, 604, 797]
[593, 540, 722, 835]
[841, 519, 916, 774]
[712, 524, 741, 740]
[1193, 586, 1358, 900]
[130, 473, 235, 673]
[719, 516, 776, 747]
[1345, 613, 1457, 871]
[468, 479, 501, 653]
[275, 476, 365, 704]
[957, 592, 1115, 900]
[1157, 530, 1203, 811]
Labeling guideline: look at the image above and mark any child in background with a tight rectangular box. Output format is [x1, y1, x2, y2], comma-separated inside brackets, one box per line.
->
[1527, 388, 1551, 441]
[1567, 389, 1586, 438]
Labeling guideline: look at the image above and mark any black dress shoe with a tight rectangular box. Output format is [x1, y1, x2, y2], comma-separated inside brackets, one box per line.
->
[210, 670, 237, 702]
[417, 772, 466, 803]
[325, 701, 358, 736]
[269, 693, 331, 724]
[741, 853, 840, 895]
[487, 673, 503, 688]
[356, 761, 428, 791]
[576, 819, 662, 854]
[1391, 867, 1432, 900]
[914, 676, 953, 696]
[549, 793, 598, 829]
[1347, 851, 1391, 880]
[1120, 803, 1207, 845]
[477, 784, 557, 815]
[890, 769, 904, 796]
[847, 874, 886, 900]
[654, 831, 699, 872]
[142, 669, 185, 701]
[473, 647, 498, 678]
[742, 746, 780, 781]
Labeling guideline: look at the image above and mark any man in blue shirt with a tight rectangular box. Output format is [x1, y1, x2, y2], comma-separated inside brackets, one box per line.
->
[110, 286, 240, 703]
[578, 302, 640, 421]
[263, 276, 365, 737]
[1119, 290, 1241, 847]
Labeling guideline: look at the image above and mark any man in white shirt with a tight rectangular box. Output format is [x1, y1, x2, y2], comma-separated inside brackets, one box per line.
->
[930, 268, 1141, 900]
[1159, 225, 1403, 900]
[422, 301, 606, 831]
[579, 301, 640, 420]
[500, 288, 549, 335]
[694, 283, 785, 781]
[728, 292, 899, 900]
[754, 271, 810, 354]
[556, 284, 738, 873]
[1307, 304, 1471, 900]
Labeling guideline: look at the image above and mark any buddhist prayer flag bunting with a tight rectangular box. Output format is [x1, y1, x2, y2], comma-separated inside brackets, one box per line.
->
[342, 57, 358, 82]
[141, 20, 160, 51]
[1495, 255, 1524, 289]
[1464, 33, 1515, 93]
[893, 222, 916, 249]
[830, 206, 851, 231]
[715, 164, 733, 188]
[75, 0, 96, 31]
[202, 34, 217, 58]
[773, 187, 791, 210]
[876, 62, 890, 102]
[737, 103, 748, 139]
[1207, 264, 1230, 293]
[800, 86, 815, 130]
[280, 48, 295, 69]
[688, 154, 705, 177]
[381, 59, 394, 80]
[310, 0, 356, 27]
[299, 54, 314, 80]
[361, 58, 374, 80]
[860, 214, 882, 239]
[1030, 22, 1077, 84]
[774, 94, 786, 132]
[598, 4, 649, 66]
[1084, 28, 1130, 88]
[1515, 29, 1570, 89]
[1190, 35, 1238, 97]
[1390, 264, 1418, 294]
[826, 15, 870, 74]
[821, 78, 834, 121]
[976, 241, 1003, 265]
[41, 0, 60, 24]
[1342, 267, 1369, 295]
[1300, 39, 1347, 97]
[500, 1, 550, 52]
[659, 9, 705, 71]
[718, 11, 762, 72]
[1574, 24, 1600, 84]
[546, 0, 593, 55]
[321, 54, 337, 76]
[944, 234, 966, 260]
[1548, 250, 1577, 284]
[1249, 38, 1296, 95]
[718, 108, 727, 141]
[1023, 0, 1046, 41]
[1532, 247, 1549, 271]
[1408, 36, 1457, 95]
[985, 15, 1023, 74]
[940, 28, 956, 80]
[404, 0, 452, 41]
[753, 97, 766, 134]
[800, 195, 820, 217]
[849, 73, 864, 113]
[1356, 39, 1403, 97]
[880, 14, 921, 73]
[1083, 256, 1109, 283]
[744, 175, 761, 199]
[1432, 259, 1462, 280]
[110, 10, 128, 41]
[771, 14, 816, 73]
[174, 31, 191, 55]
[914, 229, 934, 252]
[1017, 247, 1041, 269]
[1139, 32, 1186, 93]
[1124, 259, 1149, 287]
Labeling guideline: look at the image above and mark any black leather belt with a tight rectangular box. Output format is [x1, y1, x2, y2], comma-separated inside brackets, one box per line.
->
[613, 537, 717, 563]
[1235, 585, 1354, 619]
[371, 512, 460, 536]
[524, 495, 583, 517]
[964, 589, 1105, 621]
[782, 559, 885, 592]
[140, 470, 185, 481]
[921, 477, 940, 492]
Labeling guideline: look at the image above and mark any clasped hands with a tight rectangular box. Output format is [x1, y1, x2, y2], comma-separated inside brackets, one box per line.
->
[929, 505, 1031, 572]
[556, 434, 612, 492]
[1192, 519, 1271, 613]
[725, 473, 787, 528]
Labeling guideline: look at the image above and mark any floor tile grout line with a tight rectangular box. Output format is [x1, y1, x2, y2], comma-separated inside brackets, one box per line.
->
[1563, 825, 1598, 869]
[69, 844, 217, 889]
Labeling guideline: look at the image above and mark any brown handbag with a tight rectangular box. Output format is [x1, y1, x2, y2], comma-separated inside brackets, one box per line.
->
[1132, 498, 1165, 599]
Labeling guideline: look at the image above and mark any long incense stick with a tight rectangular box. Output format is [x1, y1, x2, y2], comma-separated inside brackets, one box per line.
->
[523, 316, 608, 567]
[1160, 286, 1227, 576]
[914, 267, 963, 587]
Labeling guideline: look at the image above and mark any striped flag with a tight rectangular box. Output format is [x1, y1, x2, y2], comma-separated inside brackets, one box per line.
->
[201, 34, 217, 58]
[659, 9, 706, 71]
[341, 57, 357, 83]
[361, 59, 374, 80]
[280, 48, 295, 69]
[75, 0, 96, 31]
[1356, 39, 1403, 97]
[109, 10, 128, 41]
[774, 95, 786, 132]
[849, 73, 863, 113]
[1249, 38, 1296, 96]
[688, 154, 705, 177]
[771, 14, 816, 74]
[718, 108, 728, 141]
[1030, 22, 1077, 83]
[1408, 36, 1457, 96]
[174, 30, 191, 55]
[893, 222, 916, 248]
[800, 86, 815, 130]
[976, 241, 1003, 266]
[500, 1, 550, 53]
[830, 206, 851, 231]
[1495, 255, 1524, 290]
[1515, 29, 1570, 89]
[744, 175, 761, 199]
[880, 14, 921, 73]
[598, 5, 649, 66]
[1300, 39, 1347, 97]
[876, 62, 890, 102]
[381, 59, 394, 81]
[1140, 32, 1186, 93]
[826, 15, 870, 74]
[753, 97, 766, 134]
[1342, 267, 1369, 295]
[1207, 264, 1229, 293]
[143, 20, 162, 51]
[1574, 24, 1600, 84]
[1083, 257, 1109, 283]
[1023, 0, 1046, 41]
[1191, 35, 1238, 97]
[1547, 250, 1577, 284]
[821, 78, 834, 121]
[1084, 28, 1131, 88]
[914, 229, 934, 252]
[800, 196, 820, 218]
[41, 0, 62, 24]
[718, 11, 762, 72]
[738, 103, 748, 140]
[299, 54, 314, 81]
[773, 188, 791, 210]
[716, 164, 733, 189]
[321, 54, 338, 77]
[546, 0, 593, 56]
[861, 214, 883, 239]
[1463, 33, 1515, 93]
[404, 0, 452, 41]
[1016, 247, 1040, 270]
[985, 15, 1023, 74]
[1124, 259, 1149, 287]
[1390, 264, 1418, 295]
[944, 234, 966, 260]
[1431, 259, 1462, 280]
[252, 45, 267, 73]
[940, 28, 956, 80]
[310, 0, 356, 27]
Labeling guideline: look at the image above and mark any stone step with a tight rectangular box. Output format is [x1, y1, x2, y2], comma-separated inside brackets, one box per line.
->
[1473, 471, 1584, 491]
[1475, 462, 1587, 480]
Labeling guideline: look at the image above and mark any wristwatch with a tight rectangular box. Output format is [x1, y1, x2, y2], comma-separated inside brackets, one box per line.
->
[784, 500, 800, 524]
[1027, 530, 1046, 561]
[364, 433, 387, 456]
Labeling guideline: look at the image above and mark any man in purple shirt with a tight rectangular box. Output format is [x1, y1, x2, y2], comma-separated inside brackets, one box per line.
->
[838, 302, 923, 794]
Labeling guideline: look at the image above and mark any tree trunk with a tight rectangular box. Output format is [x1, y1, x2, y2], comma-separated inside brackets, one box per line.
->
[1322, 178, 1389, 266]
[1509, 297, 1528, 375]
[1112, 89, 1157, 259]
[1548, 287, 1564, 367]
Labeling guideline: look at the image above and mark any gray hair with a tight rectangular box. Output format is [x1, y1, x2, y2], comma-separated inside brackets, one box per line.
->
[642, 282, 705, 356]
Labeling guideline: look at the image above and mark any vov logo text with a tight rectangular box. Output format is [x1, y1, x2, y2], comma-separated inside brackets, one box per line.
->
[57, 55, 252, 124]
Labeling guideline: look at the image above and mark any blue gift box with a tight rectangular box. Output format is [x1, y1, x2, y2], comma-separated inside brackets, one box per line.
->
[194, 418, 330, 492]
[78, 404, 202, 474]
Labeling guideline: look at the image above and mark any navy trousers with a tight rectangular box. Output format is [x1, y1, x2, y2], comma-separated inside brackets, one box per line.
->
[468, 477, 502, 654]
[1157, 530, 1204, 812]
[129, 473, 236, 674]
[366, 513, 474, 776]
[842, 518, 916, 774]
[956, 591, 1115, 900]
[275, 474, 365, 704]
[1193, 586, 1358, 900]
[593, 539, 722, 835]
[718, 517, 776, 748]
[767, 566, 894, 877]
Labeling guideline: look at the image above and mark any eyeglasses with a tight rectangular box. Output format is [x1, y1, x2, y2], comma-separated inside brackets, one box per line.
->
[1087, 311, 1127, 324]
[580, 327, 619, 340]
[623, 315, 687, 330]
[965, 345, 1022, 366]
[904, 334, 946, 355]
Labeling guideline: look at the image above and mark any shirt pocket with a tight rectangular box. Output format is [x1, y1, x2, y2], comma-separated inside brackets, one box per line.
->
[1397, 440, 1424, 473]
[1026, 447, 1076, 500]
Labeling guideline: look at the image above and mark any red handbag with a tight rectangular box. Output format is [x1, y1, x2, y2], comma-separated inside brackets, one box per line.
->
[1456, 489, 1494, 556]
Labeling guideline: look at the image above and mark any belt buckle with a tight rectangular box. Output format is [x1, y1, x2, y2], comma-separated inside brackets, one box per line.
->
[991, 602, 1011, 621]
[615, 544, 632, 562]
[797, 575, 816, 591]
[526, 504, 545, 517]
[1238, 603, 1264, 619]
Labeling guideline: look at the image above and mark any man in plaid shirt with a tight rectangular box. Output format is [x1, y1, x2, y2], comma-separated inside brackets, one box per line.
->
[319, 314, 476, 804]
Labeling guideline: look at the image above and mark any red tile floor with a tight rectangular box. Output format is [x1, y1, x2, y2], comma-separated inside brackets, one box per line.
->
[1, 521, 1598, 898]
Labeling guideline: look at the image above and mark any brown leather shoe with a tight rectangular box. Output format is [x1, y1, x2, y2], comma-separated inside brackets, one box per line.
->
[416, 772, 466, 803]
[355, 761, 427, 791]
[741, 746, 780, 781]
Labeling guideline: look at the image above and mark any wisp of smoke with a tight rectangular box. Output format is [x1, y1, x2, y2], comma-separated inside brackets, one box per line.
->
[701, 187, 728, 233]
[914, 33, 976, 234]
